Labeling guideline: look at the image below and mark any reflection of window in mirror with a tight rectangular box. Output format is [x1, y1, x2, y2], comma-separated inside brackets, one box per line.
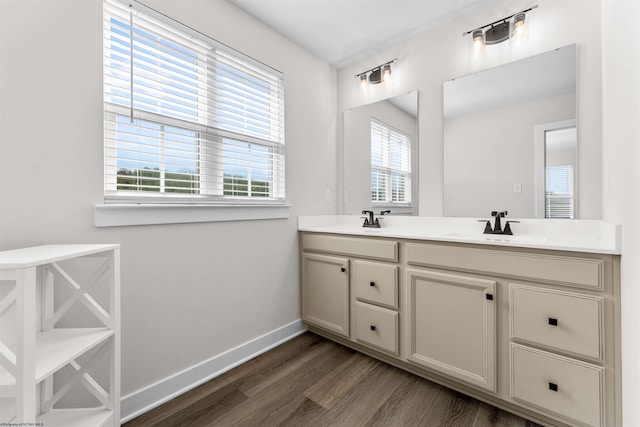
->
[534, 120, 577, 219]
[370, 119, 412, 206]
[546, 164, 574, 218]
[545, 126, 577, 219]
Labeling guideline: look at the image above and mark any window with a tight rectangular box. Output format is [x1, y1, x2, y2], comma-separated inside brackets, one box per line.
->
[545, 165, 574, 218]
[103, 0, 285, 205]
[370, 119, 411, 206]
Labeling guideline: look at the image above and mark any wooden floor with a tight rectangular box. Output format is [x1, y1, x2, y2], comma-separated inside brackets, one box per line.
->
[124, 332, 542, 427]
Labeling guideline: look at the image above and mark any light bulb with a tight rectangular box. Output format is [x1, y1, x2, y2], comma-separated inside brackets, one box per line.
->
[359, 74, 368, 90]
[511, 13, 528, 45]
[472, 29, 484, 51]
[382, 64, 391, 83]
[471, 29, 485, 58]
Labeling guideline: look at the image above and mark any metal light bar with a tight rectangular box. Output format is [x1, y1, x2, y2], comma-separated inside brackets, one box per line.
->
[354, 58, 398, 78]
[462, 5, 538, 37]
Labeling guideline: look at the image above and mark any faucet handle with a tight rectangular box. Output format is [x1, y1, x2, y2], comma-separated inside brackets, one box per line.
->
[478, 219, 493, 234]
[503, 220, 519, 235]
[379, 210, 391, 215]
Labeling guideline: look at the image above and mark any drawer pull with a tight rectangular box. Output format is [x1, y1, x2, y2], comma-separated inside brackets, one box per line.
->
[486, 293, 494, 301]
[370, 281, 376, 287]
[341, 267, 347, 273]
[548, 382, 559, 392]
[370, 325, 377, 331]
[548, 317, 558, 326]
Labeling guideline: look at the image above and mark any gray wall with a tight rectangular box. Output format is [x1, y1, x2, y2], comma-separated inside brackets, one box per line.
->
[601, 0, 640, 425]
[0, 0, 337, 402]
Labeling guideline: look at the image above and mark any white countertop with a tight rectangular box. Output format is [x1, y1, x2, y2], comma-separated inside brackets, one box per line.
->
[298, 215, 621, 255]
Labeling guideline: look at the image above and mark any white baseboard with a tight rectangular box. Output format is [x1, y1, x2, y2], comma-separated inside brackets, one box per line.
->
[120, 319, 307, 423]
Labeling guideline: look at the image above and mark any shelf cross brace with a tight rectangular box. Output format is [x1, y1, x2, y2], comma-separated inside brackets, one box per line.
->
[42, 339, 112, 411]
[44, 260, 111, 330]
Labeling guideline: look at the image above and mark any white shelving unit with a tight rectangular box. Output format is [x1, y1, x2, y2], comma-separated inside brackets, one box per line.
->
[0, 244, 120, 426]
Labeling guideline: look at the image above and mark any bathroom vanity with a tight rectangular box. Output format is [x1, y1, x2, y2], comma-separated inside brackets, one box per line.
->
[298, 215, 620, 427]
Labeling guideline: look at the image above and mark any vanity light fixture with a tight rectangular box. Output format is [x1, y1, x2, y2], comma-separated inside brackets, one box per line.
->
[382, 64, 391, 82]
[359, 73, 368, 90]
[511, 12, 529, 45]
[355, 58, 397, 88]
[472, 29, 485, 55]
[464, 5, 537, 48]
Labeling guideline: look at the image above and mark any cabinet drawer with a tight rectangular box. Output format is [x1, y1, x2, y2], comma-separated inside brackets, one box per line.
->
[355, 301, 398, 355]
[353, 260, 398, 309]
[510, 284, 603, 360]
[406, 243, 603, 289]
[510, 344, 604, 427]
[301, 233, 398, 261]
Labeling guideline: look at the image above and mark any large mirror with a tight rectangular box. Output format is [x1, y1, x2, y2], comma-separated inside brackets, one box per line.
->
[343, 91, 418, 215]
[443, 44, 577, 218]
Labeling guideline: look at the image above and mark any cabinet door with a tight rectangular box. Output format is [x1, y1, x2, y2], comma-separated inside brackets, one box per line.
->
[406, 268, 497, 392]
[302, 253, 350, 337]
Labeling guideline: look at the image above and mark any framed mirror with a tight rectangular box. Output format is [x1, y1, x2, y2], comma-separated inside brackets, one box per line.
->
[443, 44, 577, 218]
[343, 91, 418, 215]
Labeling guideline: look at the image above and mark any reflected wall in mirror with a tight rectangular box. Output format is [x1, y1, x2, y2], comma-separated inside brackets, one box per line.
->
[343, 91, 418, 215]
[443, 44, 577, 219]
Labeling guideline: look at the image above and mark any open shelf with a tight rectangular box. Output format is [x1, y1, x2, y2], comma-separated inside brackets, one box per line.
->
[0, 244, 120, 426]
[37, 408, 114, 427]
[0, 328, 113, 387]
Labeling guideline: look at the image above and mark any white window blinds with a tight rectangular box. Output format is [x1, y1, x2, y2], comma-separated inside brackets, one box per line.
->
[545, 165, 574, 219]
[371, 119, 412, 205]
[103, 0, 285, 204]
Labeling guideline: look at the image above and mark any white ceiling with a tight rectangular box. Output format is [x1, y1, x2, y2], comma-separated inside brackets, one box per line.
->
[228, 0, 495, 67]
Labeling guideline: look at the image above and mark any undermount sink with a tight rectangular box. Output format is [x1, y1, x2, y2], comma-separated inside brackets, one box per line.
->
[443, 232, 547, 244]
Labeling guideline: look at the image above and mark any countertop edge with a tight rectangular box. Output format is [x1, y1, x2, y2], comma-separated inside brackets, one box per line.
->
[297, 226, 621, 255]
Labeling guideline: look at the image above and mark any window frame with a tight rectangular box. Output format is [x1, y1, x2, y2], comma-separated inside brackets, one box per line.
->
[102, 0, 286, 207]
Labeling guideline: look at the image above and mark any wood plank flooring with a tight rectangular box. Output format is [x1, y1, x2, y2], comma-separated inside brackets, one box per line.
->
[124, 332, 542, 427]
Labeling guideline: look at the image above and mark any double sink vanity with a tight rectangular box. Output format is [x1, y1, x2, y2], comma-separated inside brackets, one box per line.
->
[298, 215, 620, 426]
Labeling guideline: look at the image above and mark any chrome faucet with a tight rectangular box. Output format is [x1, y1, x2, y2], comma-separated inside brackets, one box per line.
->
[479, 211, 519, 235]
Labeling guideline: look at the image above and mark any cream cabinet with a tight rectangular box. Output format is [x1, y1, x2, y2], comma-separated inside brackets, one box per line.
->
[0, 244, 120, 427]
[406, 268, 497, 392]
[510, 343, 604, 427]
[354, 301, 398, 355]
[352, 259, 400, 355]
[510, 284, 604, 361]
[301, 253, 350, 337]
[299, 231, 620, 427]
[300, 233, 399, 354]
[509, 283, 608, 426]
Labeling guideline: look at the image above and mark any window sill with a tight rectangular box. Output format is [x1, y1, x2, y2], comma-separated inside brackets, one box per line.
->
[94, 204, 291, 227]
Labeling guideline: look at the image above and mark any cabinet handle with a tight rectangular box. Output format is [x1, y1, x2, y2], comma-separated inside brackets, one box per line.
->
[549, 382, 559, 392]
[370, 281, 376, 287]
[485, 293, 494, 301]
[341, 267, 346, 273]
[370, 325, 376, 331]
[548, 317, 558, 326]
